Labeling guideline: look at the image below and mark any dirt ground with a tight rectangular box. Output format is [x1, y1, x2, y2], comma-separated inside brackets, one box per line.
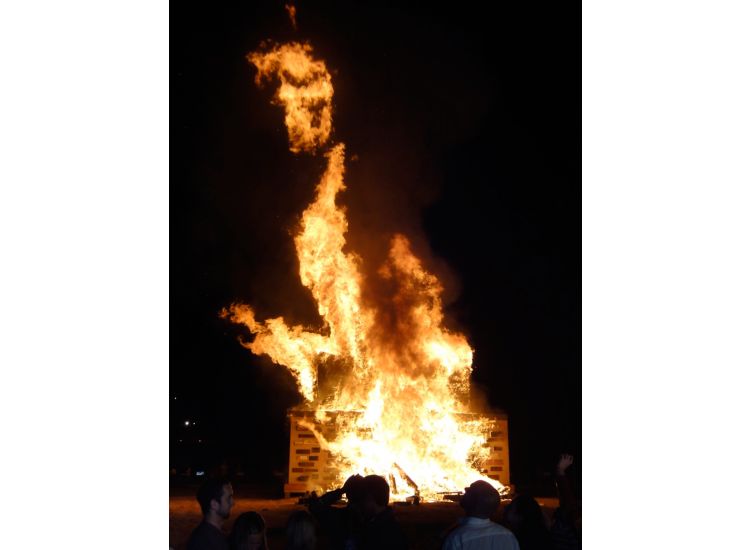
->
[169, 495, 560, 550]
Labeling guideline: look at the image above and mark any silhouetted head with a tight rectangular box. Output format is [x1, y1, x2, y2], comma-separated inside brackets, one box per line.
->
[363, 475, 390, 506]
[343, 474, 366, 505]
[285, 509, 316, 550]
[460, 480, 500, 519]
[230, 511, 268, 550]
[197, 478, 234, 520]
[359, 475, 390, 518]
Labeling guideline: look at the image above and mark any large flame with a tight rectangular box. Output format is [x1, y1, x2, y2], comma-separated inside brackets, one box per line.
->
[224, 42, 504, 500]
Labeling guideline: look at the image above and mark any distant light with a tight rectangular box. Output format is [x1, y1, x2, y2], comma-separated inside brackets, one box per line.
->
[173, 397, 177, 400]
[198, 439, 202, 443]
[192, 422, 196, 426]
[184, 421, 189, 426]
[196, 470, 205, 476]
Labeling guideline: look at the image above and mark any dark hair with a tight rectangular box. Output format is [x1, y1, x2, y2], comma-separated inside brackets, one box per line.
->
[230, 511, 268, 550]
[285, 510, 316, 550]
[505, 494, 546, 526]
[363, 475, 390, 507]
[461, 480, 500, 518]
[503, 494, 553, 549]
[196, 477, 231, 516]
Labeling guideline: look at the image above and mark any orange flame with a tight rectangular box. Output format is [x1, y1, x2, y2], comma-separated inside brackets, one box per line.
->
[227, 41, 505, 500]
[247, 42, 333, 153]
[285, 4, 298, 31]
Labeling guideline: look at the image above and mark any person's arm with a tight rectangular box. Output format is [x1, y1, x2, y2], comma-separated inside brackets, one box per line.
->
[315, 472, 362, 506]
[554, 454, 578, 523]
[307, 490, 343, 535]
[317, 487, 345, 506]
[307, 489, 342, 516]
[307, 475, 361, 525]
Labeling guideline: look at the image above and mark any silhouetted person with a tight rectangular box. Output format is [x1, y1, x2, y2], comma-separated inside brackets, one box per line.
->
[187, 478, 234, 550]
[442, 480, 519, 550]
[355, 474, 409, 550]
[550, 454, 581, 550]
[503, 494, 553, 550]
[230, 511, 268, 550]
[307, 474, 365, 550]
[285, 509, 317, 550]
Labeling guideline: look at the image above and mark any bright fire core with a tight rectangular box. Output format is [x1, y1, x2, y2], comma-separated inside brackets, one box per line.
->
[222, 41, 506, 501]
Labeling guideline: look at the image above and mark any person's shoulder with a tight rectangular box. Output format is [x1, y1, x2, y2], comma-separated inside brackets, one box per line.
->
[486, 521, 520, 549]
[488, 521, 518, 536]
[487, 520, 514, 534]
[186, 521, 208, 542]
[441, 525, 464, 550]
[186, 522, 228, 550]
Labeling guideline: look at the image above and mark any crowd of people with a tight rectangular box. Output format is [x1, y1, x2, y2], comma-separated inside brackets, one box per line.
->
[182, 455, 581, 550]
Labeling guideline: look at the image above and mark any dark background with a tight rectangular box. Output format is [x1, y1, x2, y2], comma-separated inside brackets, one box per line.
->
[172, 1, 580, 496]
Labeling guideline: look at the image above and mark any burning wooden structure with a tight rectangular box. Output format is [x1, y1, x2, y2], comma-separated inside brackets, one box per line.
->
[284, 408, 510, 499]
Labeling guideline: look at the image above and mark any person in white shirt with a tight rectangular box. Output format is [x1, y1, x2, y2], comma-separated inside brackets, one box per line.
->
[442, 480, 520, 550]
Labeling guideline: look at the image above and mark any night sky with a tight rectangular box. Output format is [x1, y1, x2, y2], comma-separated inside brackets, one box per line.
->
[172, 1, 580, 494]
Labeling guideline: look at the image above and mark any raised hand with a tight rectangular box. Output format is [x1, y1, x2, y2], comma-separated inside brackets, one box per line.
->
[557, 454, 574, 476]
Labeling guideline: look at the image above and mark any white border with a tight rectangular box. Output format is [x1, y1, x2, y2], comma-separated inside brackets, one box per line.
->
[1, 0, 749, 547]
[0, 1, 168, 547]
[584, 0, 750, 547]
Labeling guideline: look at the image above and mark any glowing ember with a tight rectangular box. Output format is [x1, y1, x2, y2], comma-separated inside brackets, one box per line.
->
[223, 41, 506, 500]
[284, 4, 298, 31]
